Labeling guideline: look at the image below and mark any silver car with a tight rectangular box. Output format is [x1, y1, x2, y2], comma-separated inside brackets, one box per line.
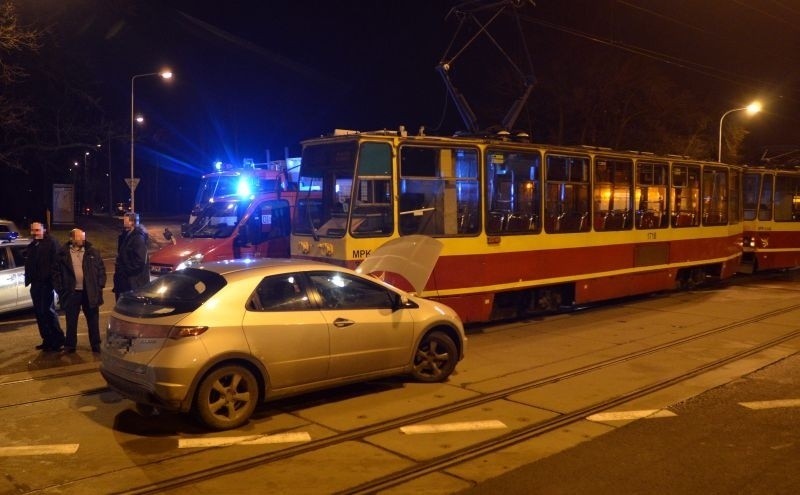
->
[100, 257, 466, 430]
[0, 235, 32, 314]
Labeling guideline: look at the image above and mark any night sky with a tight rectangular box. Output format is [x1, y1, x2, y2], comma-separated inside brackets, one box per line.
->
[8, 0, 800, 219]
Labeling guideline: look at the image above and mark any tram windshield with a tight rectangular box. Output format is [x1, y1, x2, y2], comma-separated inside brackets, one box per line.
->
[294, 139, 481, 239]
[294, 141, 358, 238]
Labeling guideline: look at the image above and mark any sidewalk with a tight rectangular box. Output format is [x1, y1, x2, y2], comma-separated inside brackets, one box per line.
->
[70, 214, 184, 253]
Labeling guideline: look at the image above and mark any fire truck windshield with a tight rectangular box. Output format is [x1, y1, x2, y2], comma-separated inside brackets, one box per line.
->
[184, 200, 242, 238]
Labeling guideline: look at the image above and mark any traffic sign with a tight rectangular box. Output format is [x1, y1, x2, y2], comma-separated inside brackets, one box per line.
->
[125, 178, 141, 192]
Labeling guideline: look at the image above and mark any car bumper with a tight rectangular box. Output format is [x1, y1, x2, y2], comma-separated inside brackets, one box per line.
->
[100, 358, 194, 412]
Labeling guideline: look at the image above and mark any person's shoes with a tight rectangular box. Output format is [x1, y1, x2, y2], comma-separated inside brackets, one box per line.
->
[35, 343, 47, 350]
[91, 347, 101, 353]
[64, 347, 76, 354]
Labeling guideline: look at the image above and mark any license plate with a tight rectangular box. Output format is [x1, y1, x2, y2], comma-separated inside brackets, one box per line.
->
[107, 332, 133, 354]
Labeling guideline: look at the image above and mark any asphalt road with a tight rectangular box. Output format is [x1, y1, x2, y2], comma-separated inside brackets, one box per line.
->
[461, 351, 800, 495]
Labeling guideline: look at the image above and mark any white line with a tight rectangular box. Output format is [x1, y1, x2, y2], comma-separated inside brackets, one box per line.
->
[739, 399, 800, 410]
[400, 420, 508, 435]
[0, 444, 80, 456]
[587, 409, 676, 422]
[178, 432, 311, 448]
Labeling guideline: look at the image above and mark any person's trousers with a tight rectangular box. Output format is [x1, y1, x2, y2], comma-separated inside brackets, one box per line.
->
[30, 284, 64, 347]
[63, 291, 101, 350]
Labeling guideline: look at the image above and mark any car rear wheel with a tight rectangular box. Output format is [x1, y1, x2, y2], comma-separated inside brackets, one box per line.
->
[411, 331, 457, 383]
[193, 365, 258, 430]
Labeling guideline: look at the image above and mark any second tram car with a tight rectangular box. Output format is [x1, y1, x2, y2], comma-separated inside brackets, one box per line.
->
[291, 128, 744, 323]
[740, 167, 800, 272]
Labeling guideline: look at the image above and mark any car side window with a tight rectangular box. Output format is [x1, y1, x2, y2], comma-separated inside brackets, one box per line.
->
[247, 274, 312, 312]
[0, 248, 8, 270]
[10, 246, 26, 267]
[308, 271, 395, 310]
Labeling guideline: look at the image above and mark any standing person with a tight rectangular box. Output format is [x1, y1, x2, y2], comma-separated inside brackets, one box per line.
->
[113, 212, 149, 300]
[24, 222, 65, 351]
[53, 229, 106, 353]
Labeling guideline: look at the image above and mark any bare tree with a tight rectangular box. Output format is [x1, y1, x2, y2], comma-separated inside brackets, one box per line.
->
[0, 0, 41, 165]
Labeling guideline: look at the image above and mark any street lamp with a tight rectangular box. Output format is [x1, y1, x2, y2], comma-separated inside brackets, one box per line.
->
[718, 101, 762, 162]
[130, 69, 173, 212]
[83, 151, 90, 211]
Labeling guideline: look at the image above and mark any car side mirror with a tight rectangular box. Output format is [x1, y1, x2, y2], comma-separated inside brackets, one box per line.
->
[392, 293, 411, 311]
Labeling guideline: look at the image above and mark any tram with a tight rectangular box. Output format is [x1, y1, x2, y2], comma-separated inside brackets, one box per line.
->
[740, 167, 800, 272]
[290, 128, 744, 323]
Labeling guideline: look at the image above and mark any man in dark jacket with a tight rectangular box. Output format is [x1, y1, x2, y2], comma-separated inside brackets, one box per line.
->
[24, 222, 65, 351]
[112, 213, 149, 300]
[54, 229, 106, 353]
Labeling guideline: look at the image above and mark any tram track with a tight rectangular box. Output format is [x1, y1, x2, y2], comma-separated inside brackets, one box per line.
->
[93, 301, 800, 495]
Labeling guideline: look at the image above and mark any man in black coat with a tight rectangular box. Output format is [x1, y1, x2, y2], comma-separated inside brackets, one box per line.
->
[24, 222, 65, 351]
[54, 229, 106, 353]
[112, 213, 150, 300]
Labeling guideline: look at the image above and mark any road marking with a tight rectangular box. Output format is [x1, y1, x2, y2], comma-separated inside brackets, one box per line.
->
[0, 444, 80, 456]
[178, 432, 311, 448]
[587, 409, 676, 422]
[739, 399, 800, 410]
[400, 420, 508, 434]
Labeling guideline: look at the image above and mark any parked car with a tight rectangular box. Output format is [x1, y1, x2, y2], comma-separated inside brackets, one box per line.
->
[100, 257, 466, 430]
[0, 235, 31, 314]
[0, 219, 20, 236]
[114, 202, 131, 216]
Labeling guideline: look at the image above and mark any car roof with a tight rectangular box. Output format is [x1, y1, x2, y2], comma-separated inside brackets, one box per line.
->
[190, 258, 350, 277]
[0, 237, 30, 247]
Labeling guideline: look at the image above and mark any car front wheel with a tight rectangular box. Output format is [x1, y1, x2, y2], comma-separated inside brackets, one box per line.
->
[193, 365, 259, 430]
[411, 331, 458, 383]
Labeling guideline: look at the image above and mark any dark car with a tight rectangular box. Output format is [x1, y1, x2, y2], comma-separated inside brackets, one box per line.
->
[114, 202, 131, 216]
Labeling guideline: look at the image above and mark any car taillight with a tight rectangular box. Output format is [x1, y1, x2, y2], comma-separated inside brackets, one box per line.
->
[169, 326, 209, 339]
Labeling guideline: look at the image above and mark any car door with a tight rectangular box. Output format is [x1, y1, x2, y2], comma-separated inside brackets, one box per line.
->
[9, 244, 31, 311]
[307, 271, 415, 379]
[0, 246, 17, 312]
[241, 273, 330, 390]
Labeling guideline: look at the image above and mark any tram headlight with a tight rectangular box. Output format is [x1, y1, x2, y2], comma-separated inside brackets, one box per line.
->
[742, 236, 756, 248]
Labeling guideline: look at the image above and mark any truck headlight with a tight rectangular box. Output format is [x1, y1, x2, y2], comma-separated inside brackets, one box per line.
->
[176, 253, 204, 271]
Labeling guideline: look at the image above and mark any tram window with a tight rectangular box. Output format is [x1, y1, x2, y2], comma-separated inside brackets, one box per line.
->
[485, 150, 541, 235]
[671, 164, 700, 227]
[399, 146, 479, 236]
[594, 157, 633, 231]
[544, 154, 590, 233]
[743, 173, 761, 221]
[702, 167, 728, 225]
[759, 175, 773, 221]
[774, 174, 800, 222]
[351, 142, 394, 237]
[636, 161, 668, 229]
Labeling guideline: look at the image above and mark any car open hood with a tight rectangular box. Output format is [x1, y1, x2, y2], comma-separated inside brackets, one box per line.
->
[356, 235, 442, 294]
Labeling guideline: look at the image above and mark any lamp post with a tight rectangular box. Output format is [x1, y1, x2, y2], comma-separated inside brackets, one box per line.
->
[718, 101, 762, 162]
[83, 151, 90, 211]
[130, 69, 173, 213]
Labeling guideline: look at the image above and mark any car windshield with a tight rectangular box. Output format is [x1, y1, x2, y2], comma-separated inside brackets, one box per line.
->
[115, 268, 227, 317]
[184, 200, 243, 238]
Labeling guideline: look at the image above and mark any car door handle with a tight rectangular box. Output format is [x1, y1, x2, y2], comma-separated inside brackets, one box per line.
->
[333, 318, 355, 328]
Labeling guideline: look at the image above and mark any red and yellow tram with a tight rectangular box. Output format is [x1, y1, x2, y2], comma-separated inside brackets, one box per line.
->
[291, 128, 743, 323]
[740, 167, 800, 272]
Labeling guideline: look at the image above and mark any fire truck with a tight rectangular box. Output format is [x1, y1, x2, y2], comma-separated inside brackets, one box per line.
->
[149, 158, 300, 275]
